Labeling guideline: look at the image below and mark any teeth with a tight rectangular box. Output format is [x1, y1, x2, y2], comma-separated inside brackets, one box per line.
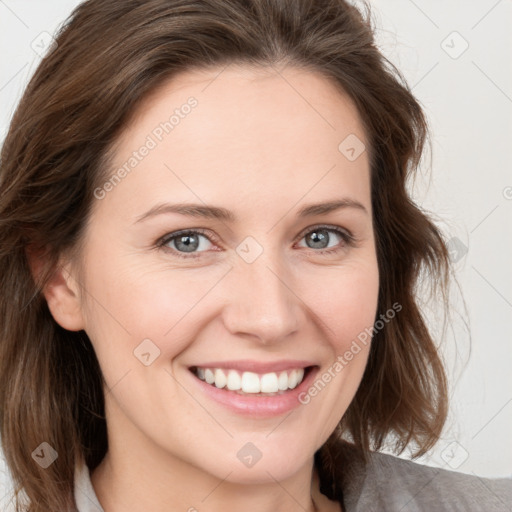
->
[260, 372, 278, 393]
[226, 369, 241, 390]
[288, 369, 299, 389]
[278, 371, 288, 390]
[193, 366, 307, 393]
[205, 368, 215, 384]
[214, 368, 227, 388]
[241, 372, 260, 393]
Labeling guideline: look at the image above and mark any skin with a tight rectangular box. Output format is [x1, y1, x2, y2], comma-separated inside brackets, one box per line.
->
[43, 64, 379, 512]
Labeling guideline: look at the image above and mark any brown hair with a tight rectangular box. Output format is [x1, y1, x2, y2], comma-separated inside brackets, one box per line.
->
[0, 0, 451, 509]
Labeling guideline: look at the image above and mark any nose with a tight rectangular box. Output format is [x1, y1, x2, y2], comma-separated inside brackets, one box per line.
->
[222, 249, 301, 345]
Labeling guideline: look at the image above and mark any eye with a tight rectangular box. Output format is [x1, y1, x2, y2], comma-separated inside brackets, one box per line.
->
[157, 229, 216, 259]
[156, 225, 356, 259]
[295, 225, 355, 255]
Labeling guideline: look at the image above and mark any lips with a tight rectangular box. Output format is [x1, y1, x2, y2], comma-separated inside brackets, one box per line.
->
[187, 362, 320, 417]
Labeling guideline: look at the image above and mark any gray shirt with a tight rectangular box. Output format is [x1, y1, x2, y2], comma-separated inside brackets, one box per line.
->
[74, 451, 512, 511]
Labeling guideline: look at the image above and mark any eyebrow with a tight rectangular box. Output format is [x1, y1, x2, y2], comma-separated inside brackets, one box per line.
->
[134, 198, 368, 224]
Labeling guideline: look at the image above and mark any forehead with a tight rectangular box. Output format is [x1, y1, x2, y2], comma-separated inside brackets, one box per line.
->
[126, 63, 366, 147]
[96, 64, 370, 222]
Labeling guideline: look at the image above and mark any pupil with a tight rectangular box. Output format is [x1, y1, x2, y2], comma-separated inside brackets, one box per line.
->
[308, 229, 328, 249]
[176, 234, 198, 252]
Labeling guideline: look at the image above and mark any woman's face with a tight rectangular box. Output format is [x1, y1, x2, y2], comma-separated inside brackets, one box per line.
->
[64, 65, 379, 482]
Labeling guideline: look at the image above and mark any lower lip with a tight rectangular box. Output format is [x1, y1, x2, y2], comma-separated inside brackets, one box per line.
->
[188, 366, 319, 418]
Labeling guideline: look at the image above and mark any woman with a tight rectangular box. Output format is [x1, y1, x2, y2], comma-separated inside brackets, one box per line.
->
[0, 0, 510, 511]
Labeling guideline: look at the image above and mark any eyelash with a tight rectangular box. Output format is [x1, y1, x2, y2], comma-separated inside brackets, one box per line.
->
[156, 225, 356, 260]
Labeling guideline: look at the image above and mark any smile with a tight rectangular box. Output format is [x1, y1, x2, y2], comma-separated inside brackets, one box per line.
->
[190, 366, 308, 395]
[187, 363, 319, 417]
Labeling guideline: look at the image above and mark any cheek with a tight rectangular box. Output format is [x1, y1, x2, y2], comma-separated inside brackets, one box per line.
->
[81, 256, 230, 364]
[303, 262, 380, 349]
[292, 264, 379, 442]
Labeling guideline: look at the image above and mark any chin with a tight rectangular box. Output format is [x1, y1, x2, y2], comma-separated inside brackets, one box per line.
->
[194, 438, 314, 485]
[219, 457, 307, 485]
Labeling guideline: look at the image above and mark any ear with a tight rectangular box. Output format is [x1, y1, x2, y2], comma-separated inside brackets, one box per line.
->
[26, 245, 85, 331]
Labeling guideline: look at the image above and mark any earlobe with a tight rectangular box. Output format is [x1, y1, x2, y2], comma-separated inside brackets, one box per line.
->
[26, 246, 85, 331]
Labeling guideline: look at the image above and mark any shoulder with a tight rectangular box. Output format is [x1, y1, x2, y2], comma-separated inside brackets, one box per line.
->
[343, 449, 512, 512]
[74, 462, 104, 512]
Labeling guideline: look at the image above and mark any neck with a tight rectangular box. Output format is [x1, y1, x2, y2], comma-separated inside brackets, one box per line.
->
[91, 451, 327, 512]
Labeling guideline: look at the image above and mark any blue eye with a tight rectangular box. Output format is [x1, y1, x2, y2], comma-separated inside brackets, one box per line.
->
[156, 225, 355, 259]
[296, 226, 354, 254]
[158, 229, 214, 258]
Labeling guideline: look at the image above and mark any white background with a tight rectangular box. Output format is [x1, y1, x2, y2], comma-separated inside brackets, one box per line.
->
[1, 0, 511, 503]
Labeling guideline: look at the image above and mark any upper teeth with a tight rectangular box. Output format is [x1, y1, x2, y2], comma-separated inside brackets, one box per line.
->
[194, 367, 306, 393]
